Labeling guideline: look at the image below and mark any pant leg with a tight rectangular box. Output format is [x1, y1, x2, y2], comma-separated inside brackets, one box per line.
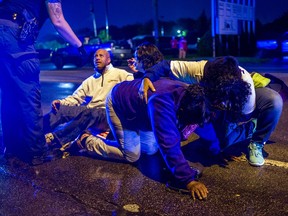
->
[84, 92, 142, 162]
[252, 87, 283, 144]
[43, 105, 88, 133]
[0, 51, 47, 157]
[52, 106, 108, 145]
[194, 122, 221, 155]
[139, 130, 158, 155]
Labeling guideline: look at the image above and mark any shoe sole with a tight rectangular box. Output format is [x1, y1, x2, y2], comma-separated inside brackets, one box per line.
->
[248, 161, 265, 167]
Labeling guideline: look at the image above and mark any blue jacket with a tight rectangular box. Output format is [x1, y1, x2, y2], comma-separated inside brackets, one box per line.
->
[111, 78, 197, 186]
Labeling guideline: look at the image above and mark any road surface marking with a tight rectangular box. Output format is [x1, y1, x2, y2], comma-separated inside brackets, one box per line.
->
[265, 159, 288, 169]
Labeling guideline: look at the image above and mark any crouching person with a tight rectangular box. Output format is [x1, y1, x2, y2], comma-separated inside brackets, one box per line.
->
[74, 78, 210, 200]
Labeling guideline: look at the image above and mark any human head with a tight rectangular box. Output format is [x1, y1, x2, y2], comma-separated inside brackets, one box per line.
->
[134, 42, 164, 72]
[177, 84, 210, 128]
[93, 49, 111, 72]
[201, 56, 251, 121]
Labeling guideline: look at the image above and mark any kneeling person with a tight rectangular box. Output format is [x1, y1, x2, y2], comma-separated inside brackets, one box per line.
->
[76, 78, 210, 200]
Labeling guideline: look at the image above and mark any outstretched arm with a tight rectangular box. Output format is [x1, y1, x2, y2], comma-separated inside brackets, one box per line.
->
[46, 0, 82, 48]
[139, 60, 171, 102]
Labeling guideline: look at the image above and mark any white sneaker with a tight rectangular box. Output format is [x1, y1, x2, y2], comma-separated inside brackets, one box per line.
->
[248, 142, 265, 166]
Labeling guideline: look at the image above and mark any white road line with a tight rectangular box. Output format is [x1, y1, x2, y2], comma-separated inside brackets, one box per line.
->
[265, 159, 288, 169]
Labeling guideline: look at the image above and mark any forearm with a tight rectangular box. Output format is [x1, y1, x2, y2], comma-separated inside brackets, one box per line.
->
[143, 60, 171, 82]
[46, 1, 82, 48]
[149, 96, 195, 185]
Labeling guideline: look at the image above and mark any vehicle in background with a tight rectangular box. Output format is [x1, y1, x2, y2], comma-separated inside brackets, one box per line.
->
[36, 48, 53, 61]
[108, 40, 133, 66]
[50, 38, 133, 69]
[131, 35, 198, 57]
[131, 35, 174, 55]
[256, 31, 288, 59]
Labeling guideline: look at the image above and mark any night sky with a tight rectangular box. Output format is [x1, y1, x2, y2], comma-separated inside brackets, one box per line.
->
[39, 0, 288, 38]
[63, 0, 288, 28]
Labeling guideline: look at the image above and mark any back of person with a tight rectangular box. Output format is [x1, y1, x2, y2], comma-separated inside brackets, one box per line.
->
[111, 78, 188, 130]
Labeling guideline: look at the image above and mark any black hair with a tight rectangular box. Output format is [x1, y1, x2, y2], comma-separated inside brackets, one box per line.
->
[201, 56, 251, 122]
[135, 42, 164, 70]
[177, 84, 210, 127]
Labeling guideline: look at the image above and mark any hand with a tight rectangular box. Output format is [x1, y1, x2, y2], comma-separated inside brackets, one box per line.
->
[187, 181, 208, 201]
[139, 78, 156, 104]
[127, 58, 138, 73]
[77, 44, 87, 56]
[51, 100, 61, 113]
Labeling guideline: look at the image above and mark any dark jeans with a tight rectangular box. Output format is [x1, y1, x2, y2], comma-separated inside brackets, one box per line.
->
[195, 87, 283, 154]
[43, 105, 109, 145]
[0, 20, 47, 158]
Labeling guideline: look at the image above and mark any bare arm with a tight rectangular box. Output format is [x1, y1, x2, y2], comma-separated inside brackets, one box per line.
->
[46, 1, 82, 48]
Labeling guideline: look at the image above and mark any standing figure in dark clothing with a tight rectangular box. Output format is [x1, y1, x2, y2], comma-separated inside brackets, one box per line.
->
[0, 0, 85, 165]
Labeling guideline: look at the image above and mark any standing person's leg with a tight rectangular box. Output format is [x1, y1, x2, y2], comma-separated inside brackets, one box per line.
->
[0, 75, 23, 155]
[17, 55, 47, 158]
[248, 87, 283, 166]
[2, 53, 48, 161]
[0, 21, 53, 164]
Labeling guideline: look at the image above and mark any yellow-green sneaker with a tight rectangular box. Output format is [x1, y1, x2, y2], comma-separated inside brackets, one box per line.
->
[248, 142, 265, 166]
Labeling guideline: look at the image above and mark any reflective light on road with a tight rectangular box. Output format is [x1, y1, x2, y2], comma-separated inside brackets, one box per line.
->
[57, 83, 75, 89]
[265, 159, 288, 169]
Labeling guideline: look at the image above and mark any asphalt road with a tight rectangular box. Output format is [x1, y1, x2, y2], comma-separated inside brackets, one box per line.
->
[0, 61, 287, 216]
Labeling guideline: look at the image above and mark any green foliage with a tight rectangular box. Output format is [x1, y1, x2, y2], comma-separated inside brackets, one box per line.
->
[98, 30, 111, 43]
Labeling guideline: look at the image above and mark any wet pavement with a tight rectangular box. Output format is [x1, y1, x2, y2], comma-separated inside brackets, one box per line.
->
[0, 62, 288, 216]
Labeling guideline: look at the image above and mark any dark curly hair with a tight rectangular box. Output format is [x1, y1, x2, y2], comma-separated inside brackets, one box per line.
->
[135, 42, 164, 70]
[201, 56, 251, 122]
[177, 84, 211, 127]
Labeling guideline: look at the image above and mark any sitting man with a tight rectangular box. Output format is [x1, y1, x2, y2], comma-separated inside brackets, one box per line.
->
[43, 49, 134, 147]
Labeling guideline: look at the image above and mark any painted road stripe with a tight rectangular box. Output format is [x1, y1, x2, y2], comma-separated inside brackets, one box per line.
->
[265, 159, 288, 169]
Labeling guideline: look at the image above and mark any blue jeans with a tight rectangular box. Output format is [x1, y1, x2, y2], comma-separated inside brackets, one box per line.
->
[252, 87, 283, 144]
[0, 19, 47, 158]
[82, 92, 158, 162]
[43, 105, 109, 145]
[195, 87, 283, 154]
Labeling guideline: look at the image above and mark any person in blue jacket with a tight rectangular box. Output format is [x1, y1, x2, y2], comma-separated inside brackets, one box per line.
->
[76, 78, 210, 200]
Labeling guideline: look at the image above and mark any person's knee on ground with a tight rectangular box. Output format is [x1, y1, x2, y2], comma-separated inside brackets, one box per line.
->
[139, 130, 159, 156]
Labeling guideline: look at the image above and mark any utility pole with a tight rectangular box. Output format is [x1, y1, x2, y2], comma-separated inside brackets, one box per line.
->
[90, 0, 97, 37]
[105, 0, 109, 41]
[152, 0, 159, 46]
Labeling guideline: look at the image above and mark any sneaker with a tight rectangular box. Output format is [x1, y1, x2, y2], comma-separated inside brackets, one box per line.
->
[248, 142, 265, 166]
[45, 133, 55, 145]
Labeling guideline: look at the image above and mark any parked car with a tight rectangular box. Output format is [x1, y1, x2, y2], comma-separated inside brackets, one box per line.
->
[51, 38, 133, 69]
[256, 31, 288, 59]
[131, 35, 174, 55]
[36, 48, 53, 61]
[108, 40, 133, 66]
